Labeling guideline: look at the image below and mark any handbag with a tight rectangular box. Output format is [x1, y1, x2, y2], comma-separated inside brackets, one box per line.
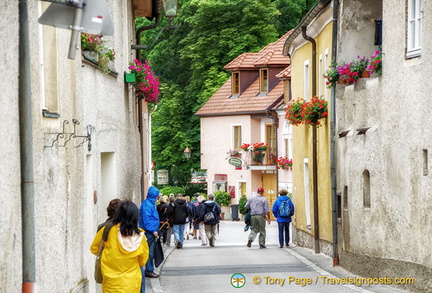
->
[154, 237, 165, 268]
[94, 221, 114, 283]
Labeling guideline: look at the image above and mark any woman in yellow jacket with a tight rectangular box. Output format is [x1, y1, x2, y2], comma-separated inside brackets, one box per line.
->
[91, 200, 149, 292]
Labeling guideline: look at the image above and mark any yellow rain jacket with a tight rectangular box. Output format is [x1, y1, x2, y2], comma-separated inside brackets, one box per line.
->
[90, 223, 149, 292]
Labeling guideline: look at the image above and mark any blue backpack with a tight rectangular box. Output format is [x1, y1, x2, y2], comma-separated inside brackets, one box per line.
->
[278, 199, 292, 218]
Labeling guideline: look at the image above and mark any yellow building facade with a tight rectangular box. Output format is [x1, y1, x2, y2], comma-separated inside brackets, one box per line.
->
[283, 2, 334, 255]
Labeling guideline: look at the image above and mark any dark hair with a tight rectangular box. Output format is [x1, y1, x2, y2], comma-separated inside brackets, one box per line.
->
[112, 200, 140, 237]
[107, 198, 121, 218]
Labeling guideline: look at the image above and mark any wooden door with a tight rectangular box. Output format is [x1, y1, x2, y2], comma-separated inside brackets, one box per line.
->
[262, 173, 277, 220]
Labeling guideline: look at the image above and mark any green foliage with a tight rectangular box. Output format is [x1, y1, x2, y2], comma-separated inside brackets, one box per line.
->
[137, 0, 314, 181]
[159, 186, 185, 196]
[238, 195, 248, 215]
[214, 190, 231, 207]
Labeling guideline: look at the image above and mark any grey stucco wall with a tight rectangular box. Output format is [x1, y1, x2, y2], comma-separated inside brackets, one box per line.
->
[0, 0, 143, 292]
[336, 1, 432, 291]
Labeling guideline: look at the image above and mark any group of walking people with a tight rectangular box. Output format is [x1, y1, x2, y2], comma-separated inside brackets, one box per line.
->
[90, 186, 293, 292]
[90, 187, 222, 292]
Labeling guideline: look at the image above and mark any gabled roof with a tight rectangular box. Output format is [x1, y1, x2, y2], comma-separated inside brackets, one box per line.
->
[276, 66, 291, 79]
[224, 30, 293, 71]
[195, 78, 284, 116]
[196, 32, 292, 117]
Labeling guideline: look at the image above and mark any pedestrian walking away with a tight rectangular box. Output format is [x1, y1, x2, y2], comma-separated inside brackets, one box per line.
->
[245, 187, 271, 249]
[172, 194, 190, 249]
[139, 186, 161, 284]
[272, 189, 295, 248]
[90, 200, 148, 293]
[156, 195, 172, 245]
[194, 195, 208, 246]
[199, 194, 221, 247]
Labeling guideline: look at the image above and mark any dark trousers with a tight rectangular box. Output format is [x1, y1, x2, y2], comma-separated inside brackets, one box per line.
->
[144, 231, 156, 273]
[278, 222, 290, 246]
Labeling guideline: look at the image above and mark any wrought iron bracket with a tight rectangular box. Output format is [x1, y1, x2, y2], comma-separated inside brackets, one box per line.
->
[44, 119, 95, 151]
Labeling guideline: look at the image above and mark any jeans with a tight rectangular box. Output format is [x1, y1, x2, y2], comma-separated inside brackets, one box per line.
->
[278, 222, 290, 246]
[173, 224, 185, 244]
[140, 266, 146, 293]
[144, 231, 156, 273]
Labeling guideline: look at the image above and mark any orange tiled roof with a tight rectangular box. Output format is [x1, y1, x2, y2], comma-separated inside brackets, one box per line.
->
[196, 31, 293, 117]
[276, 66, 291, 79]
[195, 78, 284, 116]
[224, 30, 293, 71]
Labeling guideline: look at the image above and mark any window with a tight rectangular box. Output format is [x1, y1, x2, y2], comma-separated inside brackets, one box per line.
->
[304, 60, 310, 100]
[407, 0, 422, 58]
[232, 72, 240, 95]
[233, 125, 242, 149]
[363, 170, 371, 208]
[39, 2, 59, 117]
[319, 54, 323, 98]
[324, 49, 329, 100]
[265, 124, 276, 163]
[260, 69, 268, 92]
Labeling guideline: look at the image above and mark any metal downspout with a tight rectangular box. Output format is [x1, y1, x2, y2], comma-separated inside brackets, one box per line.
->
[19, 0, 36, 291]
[134, 1, 161, 200]
[301, 26, 320, 254]
[330, 0, 340, 266]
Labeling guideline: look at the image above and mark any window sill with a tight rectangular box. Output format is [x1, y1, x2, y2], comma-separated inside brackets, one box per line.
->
[42, 109, 60, 118]
[82, 56, 118, 77]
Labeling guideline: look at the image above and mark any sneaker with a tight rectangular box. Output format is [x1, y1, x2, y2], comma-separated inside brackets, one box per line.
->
[247, 240, 252, 248]
[259, 245, 266, 249]
[176, 241, 181, 249]
[201, 243, 207, 246]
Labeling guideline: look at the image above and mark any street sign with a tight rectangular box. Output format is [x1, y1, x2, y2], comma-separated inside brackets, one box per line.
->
[228, 157, 242, 167]
[38, 0, 114, 35]
[38, 0, 114, 59]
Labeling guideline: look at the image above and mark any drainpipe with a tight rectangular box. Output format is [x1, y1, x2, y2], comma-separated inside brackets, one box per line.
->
[330, 0, 340, 266]
[301, 26, 320, 254]
[133, 1, 161, 200]
[19, 0, 36, 291]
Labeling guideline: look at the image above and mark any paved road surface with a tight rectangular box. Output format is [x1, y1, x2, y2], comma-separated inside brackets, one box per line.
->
[146, 221, 410, 293]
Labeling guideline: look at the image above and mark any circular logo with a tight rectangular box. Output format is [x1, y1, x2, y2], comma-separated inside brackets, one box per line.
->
[230, 273, 246, 288]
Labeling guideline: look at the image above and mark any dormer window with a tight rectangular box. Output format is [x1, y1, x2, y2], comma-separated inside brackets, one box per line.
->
[260, 69, 268, 93]
[232, 72, 240, 95]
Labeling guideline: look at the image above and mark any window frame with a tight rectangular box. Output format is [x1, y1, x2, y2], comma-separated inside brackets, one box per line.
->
[232, 125, 242, 150]
[259, 68, 268, 93]
[304, 60, 310, 101]
[232, 71, 240, 95]
[407, 0, 422, 58]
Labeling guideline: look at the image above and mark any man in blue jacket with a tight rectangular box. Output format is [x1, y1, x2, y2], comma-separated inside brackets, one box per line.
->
[139, 186, 160, 282]
[272, 189, 295, 248]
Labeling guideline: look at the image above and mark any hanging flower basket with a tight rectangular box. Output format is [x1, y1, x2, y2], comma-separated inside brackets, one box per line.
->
[277, 156, 292, 170]
[285, 99, 304, 126]
[128, 59, 160, 104]
[252, 151, 265, 164]
[301, 96, 328, 127]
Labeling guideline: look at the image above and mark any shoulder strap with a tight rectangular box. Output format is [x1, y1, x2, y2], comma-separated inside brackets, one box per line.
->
[97, 221, 114, 256]
[102, 221, 114, 241]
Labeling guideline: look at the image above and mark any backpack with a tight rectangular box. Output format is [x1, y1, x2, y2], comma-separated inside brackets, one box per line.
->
[203, 204, 216, 224]
[278, 199, 292, 218]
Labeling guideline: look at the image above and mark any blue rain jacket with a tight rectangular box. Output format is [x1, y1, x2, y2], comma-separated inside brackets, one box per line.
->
[139, 186, 160, 233]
